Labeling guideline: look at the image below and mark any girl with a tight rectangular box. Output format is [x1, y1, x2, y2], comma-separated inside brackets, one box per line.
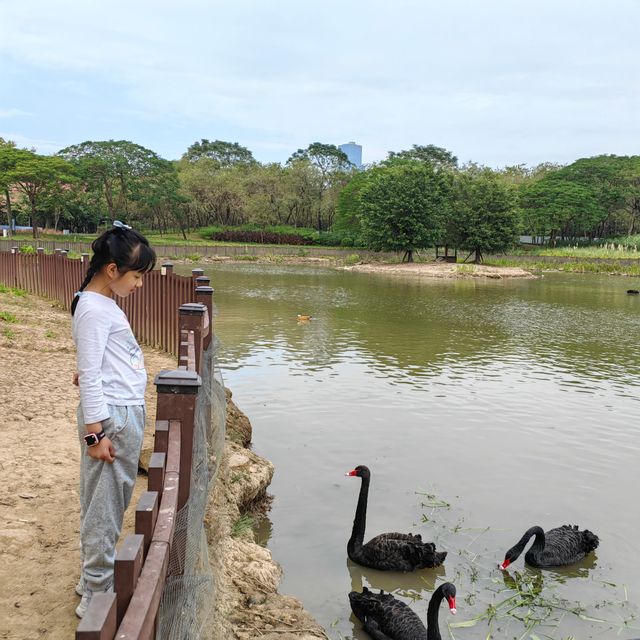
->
[71, 221, 156, 618]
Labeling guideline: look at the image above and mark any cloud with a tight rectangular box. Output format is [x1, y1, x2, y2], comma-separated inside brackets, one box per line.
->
[0, 131, 61, 154]
[0, 109, 30, 118]
[1, 0, 639, 165]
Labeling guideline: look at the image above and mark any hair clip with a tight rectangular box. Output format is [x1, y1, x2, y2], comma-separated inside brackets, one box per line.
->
[113, 220, 132, 230]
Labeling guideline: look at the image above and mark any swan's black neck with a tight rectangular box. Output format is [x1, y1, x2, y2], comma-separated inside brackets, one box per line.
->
[521, 526, 545, 556]
[349, 475, 369, 548]
[426, 584, 445, 640]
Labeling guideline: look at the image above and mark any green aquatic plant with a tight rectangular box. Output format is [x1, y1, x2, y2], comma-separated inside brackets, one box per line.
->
[231, 513, 255, 538]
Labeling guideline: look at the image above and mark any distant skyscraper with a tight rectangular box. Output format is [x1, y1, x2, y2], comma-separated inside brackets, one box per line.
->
[339, 141, 362, 169]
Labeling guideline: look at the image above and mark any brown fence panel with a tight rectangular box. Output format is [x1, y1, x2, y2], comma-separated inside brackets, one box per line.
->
[0, 250, 194, 355]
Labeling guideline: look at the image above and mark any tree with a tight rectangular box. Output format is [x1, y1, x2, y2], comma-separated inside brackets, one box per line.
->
[449, 169, 519, 262]
[358, 161, 452, 261]
[58, 140, 171, 219]
[287, 143, 353, 230]
[7, 154, 76, 237]
[182, 139, 256, 166]
[553, 155, 627, 238]
[519, 176, 602, 245]
[0, 138, 32, 233]
[333, 169, 372, 239]
[177, 159, 248, 227]
[387, 144, 458, 170]
[620, 157, 640, 235]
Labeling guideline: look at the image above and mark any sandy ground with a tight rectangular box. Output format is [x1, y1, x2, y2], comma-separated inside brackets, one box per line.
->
[0, 289, 327, 640]
[344, 261, 536, 278]
[0, 289, 174, 639]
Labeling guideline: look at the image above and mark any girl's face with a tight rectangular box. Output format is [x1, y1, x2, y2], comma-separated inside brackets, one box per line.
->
[106, 265, 145, 298]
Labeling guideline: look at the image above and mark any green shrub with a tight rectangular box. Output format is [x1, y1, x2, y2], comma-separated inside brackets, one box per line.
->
[19, 244, 36, 254]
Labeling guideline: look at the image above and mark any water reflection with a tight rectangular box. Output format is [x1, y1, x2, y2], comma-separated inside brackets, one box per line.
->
[181, 263, 640, 389]
[176, 264, 640, 639]
[347, 558, 446, 594]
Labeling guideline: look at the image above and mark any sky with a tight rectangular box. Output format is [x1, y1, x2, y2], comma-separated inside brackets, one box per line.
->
[1, 0, 639, 168]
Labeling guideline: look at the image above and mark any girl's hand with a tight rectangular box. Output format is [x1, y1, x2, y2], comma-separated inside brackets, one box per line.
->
[87, 436, 116, 463]
[72, 373, 79, 386]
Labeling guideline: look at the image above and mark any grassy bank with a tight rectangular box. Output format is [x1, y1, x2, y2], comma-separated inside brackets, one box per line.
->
[486, 257, 640, 276]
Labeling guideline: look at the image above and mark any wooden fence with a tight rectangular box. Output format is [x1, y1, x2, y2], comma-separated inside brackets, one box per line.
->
[76, 300, 211, 639]
[0, 247, 216, 638]
[0, 237, 399, 260]
[0, 247, 211, 355]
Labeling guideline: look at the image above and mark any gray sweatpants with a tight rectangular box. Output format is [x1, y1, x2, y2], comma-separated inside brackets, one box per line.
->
[77, 404, 146, 592]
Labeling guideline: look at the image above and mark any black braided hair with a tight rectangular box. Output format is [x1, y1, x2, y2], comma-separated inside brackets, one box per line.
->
[71, 225, 156, 315]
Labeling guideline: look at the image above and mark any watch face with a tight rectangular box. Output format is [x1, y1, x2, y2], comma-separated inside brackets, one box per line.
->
[85, 433, 99, 445]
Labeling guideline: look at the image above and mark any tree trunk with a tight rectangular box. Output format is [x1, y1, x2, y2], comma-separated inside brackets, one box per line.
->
[628, 200, 639, 235]
[4, 188, 12, 235]
[104, 178, 114, 219]
[474, 247, 482, 263]
[31, 199, 38, 238]
[403, 249, 414, 262]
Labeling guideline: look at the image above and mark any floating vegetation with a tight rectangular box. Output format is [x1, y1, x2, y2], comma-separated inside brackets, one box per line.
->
[445, 570, 639, 640]
[411, 488, 640, 640]
[415, 489, 451, 509]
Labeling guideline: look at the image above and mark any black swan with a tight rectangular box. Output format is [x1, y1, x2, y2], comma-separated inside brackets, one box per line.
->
[627, 289, 640, 295]
[499, 525, 599, 569]
[346, 465, 447, 571]
[349, 582, 456, 640]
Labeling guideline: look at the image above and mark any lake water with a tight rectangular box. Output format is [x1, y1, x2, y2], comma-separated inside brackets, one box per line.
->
[179, 263, 640, 639]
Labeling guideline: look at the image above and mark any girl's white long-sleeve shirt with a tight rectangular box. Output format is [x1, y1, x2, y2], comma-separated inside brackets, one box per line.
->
[72, 291, 147, 424]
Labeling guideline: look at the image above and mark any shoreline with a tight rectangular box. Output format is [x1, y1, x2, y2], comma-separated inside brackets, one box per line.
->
[157, 253, 640, 277]
[0, 290, 326, 639]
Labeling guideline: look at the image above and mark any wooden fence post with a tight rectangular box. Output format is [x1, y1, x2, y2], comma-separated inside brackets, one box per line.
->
[195, 286, 213, 351]
[114, 534, 144, 625]
[178, 303, 205, 374]
[191, 268, 204, 293]
[135, 491, 159, 558]
[154, 369, 201, 510]
[148, 452, 166, 497]
[10, 247, 18, 288]
[75, 592, 117, 640]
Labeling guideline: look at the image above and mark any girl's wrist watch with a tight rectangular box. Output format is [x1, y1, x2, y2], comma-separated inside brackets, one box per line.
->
[84, 430, 106, 447]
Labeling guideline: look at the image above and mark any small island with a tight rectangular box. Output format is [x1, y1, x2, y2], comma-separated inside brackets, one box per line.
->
[344, 261, 536, 279]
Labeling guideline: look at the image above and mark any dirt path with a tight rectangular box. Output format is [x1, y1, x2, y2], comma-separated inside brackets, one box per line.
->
[0, 289, 174, 639]
[0, 288, 328, 640]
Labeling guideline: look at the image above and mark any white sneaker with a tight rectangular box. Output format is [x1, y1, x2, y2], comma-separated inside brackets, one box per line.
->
[75, 583, 113, 619]
[75, 576, 85, 597]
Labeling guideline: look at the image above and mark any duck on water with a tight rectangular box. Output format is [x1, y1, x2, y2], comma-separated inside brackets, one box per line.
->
[345, 465, 447, 571]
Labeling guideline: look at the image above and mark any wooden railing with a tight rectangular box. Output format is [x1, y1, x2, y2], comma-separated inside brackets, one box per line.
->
[0, 236, 400, 260]
[76, 297, 212, 639]
[0, 246, 216, 638]
[0, 247, 213, 355]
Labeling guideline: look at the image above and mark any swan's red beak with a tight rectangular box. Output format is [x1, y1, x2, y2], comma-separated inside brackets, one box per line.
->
[447, 596, 456, 615]
[499, 559, 511, 570]
[345, 469, 357, 476]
